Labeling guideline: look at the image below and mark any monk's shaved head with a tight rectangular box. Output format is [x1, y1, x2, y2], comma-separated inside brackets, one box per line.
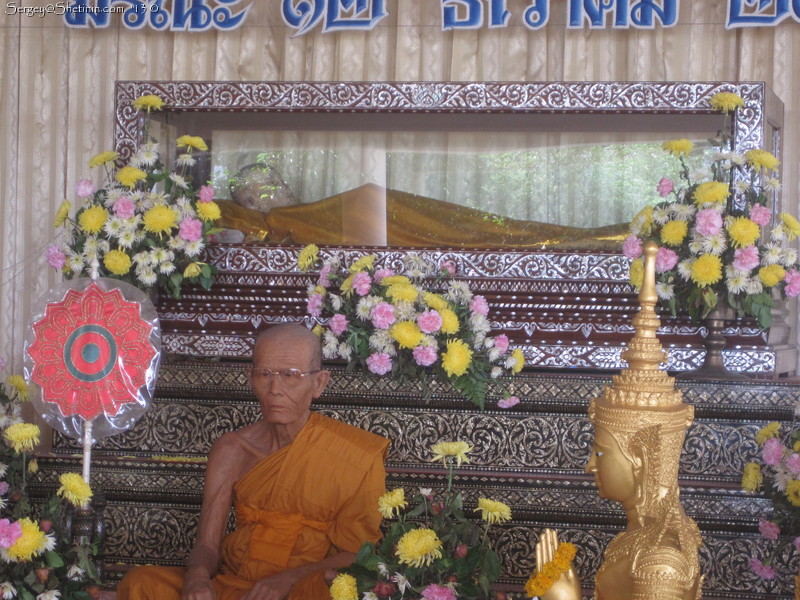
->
[253, 323, 322, 370]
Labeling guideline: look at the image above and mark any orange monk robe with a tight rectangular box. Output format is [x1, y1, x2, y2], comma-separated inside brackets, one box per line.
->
[118, 412, 389, 600]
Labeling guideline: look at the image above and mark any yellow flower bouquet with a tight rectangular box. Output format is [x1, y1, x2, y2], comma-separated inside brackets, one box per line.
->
[0, 360, 100, 599]
[298, 245, 524, 409]
[49, 94, 222, 299]
[623, 92, 797, 328]
[331, 442, 509, 600]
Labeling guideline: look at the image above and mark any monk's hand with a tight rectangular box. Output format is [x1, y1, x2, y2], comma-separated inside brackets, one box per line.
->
[181, 571, 216, 600]
[241, 571, 297, 600]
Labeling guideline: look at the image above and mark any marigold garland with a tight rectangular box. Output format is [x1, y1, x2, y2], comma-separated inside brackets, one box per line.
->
[524, 542, 577, 597]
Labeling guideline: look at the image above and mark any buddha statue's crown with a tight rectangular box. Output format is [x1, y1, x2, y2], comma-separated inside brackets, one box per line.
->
[589, 241, 693, 434]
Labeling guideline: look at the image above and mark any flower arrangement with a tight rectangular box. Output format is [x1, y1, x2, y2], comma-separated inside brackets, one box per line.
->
[623, 91, 798, 328]
[330, 441, 509, 600]
[298, 245, 525, 409]
[741, 421, 800, 581]
[0, 360, 101, 600]
[49, 94, 222, 299]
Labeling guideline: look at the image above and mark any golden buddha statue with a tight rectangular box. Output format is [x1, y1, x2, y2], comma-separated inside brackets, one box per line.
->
[536, 241, 703, 600]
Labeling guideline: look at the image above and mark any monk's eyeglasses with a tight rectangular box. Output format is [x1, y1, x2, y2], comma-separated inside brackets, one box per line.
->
[247, 367, 321, 384]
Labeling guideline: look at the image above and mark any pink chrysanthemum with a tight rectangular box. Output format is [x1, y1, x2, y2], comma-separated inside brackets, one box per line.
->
[655, 247, 678, 273]
[695, 208, 723, 237]
[733, 246, 760, 272]
[413, 345, 438, 367]
[329, 313, 349, 336]
[417, 310, 443, 334]
[371, 302, 396, 329]
[470, 295, 489, 316]
[622, 235, 643, 259]
[366, 352, 393, 375]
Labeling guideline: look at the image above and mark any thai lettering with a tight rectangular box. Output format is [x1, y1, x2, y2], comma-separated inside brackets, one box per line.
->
[726, 0, 800, 28]
[523, 0, 550, 29]
[568, 0, 678, 28]
[63, 0, 251, 30]
[441, 0, 510, 29]
[282, 0, 387, 35]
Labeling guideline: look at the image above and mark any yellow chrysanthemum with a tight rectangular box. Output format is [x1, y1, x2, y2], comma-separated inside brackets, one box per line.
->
[329, 573, 358, 600]
[423, 292, 451, 312]
[132, 94, 165, 112]
[475, 498, 512, 524]
[3, 423, 40, 453]
[78, 206, 108, 235]
[340, 274, 355, 294]
[727, 217, 760, 248]
[196, 201, 221, 222]
[387, 283, 419, 304]
[390, 321, 424, 349]
[27, 458, 38, 474]
[690, 254, 723, 287]
[629, 258, 644, 290]
[143, 205, 178, 235]
[759, 264, 786, 288]
[115, 166, 147, 189]
[176, 135, 208, 152]
[395, 528, 443, 568]
[183, 262, 202, 278]
[709, 92, 745, 113]
[57, 473, 93, 507]
[441, 338, 473, 377]
[377, 488, 408, 519]
[103, 250, 132, 276]
[511, 348, 525, 374]
[662, 138, 694, 157]
[88, 150, 119, 169]
[692, 181, 730, 206]
[431, 441, 472, 466]
[6, 375, 28, 401]
[381, 275, 411, 286]
[312, 324, 323, 337]
[780, 213, 800, 241]
[746, 149, 780, 172]
[756, 422, 781, 445]
[660, 220, 688, 247]
[5, 518, 48, 562]
[54, 200, 71, 228]
[349, 254, 375, 273]
[629, 205, 654, 236]
[788, 480, 800, 508]
[438, 308, 460, 335]
[297, 244, 319, 272]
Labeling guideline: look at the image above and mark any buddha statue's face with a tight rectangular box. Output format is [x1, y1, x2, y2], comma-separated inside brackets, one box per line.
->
[586, 425, 638, 507]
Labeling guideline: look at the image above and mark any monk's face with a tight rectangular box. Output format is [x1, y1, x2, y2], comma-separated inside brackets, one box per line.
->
[248, 332, 330, 428]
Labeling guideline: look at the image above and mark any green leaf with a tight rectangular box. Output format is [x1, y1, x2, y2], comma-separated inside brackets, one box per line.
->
[480, 549, 501, 581]
[45, 550, 65, 567]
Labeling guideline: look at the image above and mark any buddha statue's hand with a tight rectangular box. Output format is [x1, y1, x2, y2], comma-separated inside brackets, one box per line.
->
[535, 529, 582, 600]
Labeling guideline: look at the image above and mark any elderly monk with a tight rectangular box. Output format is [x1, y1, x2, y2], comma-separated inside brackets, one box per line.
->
[117, 323, 390, 600]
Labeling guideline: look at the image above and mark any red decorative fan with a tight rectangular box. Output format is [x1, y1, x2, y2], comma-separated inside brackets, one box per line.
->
[28, 282, 157, 420]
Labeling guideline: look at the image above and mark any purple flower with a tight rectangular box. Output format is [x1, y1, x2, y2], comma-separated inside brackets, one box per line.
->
[371, 302, 396, 330]
[413, 345, 438, 367]
[750, 557, 777, 580]
[373, 268, 395, 282]
[45, 245, 66, 270]
[318, 263, 332, 287]
[198, 185, 214, 203]
[440, 260, 456, 276]
[112, 196, 136, 219]
[622, 235, 643, 260]
[0, 481, 8, 495]
[329, 313, 348, 336]
[785, 270, 800, 298]
[498, 396, 520, 409]
[655, 247, 678, 273]
[0, 518, 22, 549]
[493, 334, 509, 353]
[417, 310, 443, 334]
[695, 208, 723, 236]
[656, 177, 674, 197]
[352, 271, 372, 296]
[421, 584, 456, 600]
[75, 178, 96, 198]
[733, 245, 760, 272]
[470, 295, 489, 317]
[762, 437, 784, 466]
[758, 519, 780, 540]
[788, 453, 800, 475]
[179, 217, 203, 242]
[749, 204, 771, 226]
[366, 352, 392, 375]
[306, 294, 323, 318]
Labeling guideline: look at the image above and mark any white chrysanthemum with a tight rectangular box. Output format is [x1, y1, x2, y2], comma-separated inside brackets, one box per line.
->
[148, 191, 167, 205]
[322, 340, 338, 359]
[688, 239, 703, 255]
[377, 562, 391, 577]
[702, 233, 727, 256]
[689, 167, 711, 181]
[656, 282, 674, 300]
[469, 313, 491, 334]
[671, 203, 696, 220]
[84, 236, 99, 253]
[159, 261, 176, 275]
[733, 180, 751, 194]
[764, 177, 782, 193]
[710, 151, 730, 163]
[762, 244, 783, 266]
[402, 252, 435, 277]
[306, 283, 316, 296]
[104, 217, 124, 238]
[356, 296, 377, 320]
[1, 582, 17, 600]
[784, 248, 798, 267]
[136, 266, 157, 286]
[66, 565, 85, 581]
[363, 593, 379, 600]
[394, 301, 416, 322]
[132, 143, 159, 167]
[132, 251, 151, 266]
[169, 173, 188, 189]
[176, 153, 196, 168]
[184, 240, 204, 257]
[771, 223, 788, 242]
[473, 332, 486, 349]
[118, 231, 136, 248]
[420, 335, 437, 348]
[446, 280, 472, 304]
[338, 343, 353, 361]
[168, 236, 185, 251]
[391, 573, 410, 594]
[745, 278, 764, 295]
[326, 294, 340, 311]
[726, 272, 748, 294]
[150, 248, 171, 264]
[0, 463, 7, 478]
[652, 206, 671, 225]
[729, 152, 746, 166]
[175, 196, 195, 217]
[68, 254, 85, 273]
[677, 259, 694, 281]
[772, 465, 791, 493]
[488, 347, 502, 362]
[369, 330, 396, 355]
